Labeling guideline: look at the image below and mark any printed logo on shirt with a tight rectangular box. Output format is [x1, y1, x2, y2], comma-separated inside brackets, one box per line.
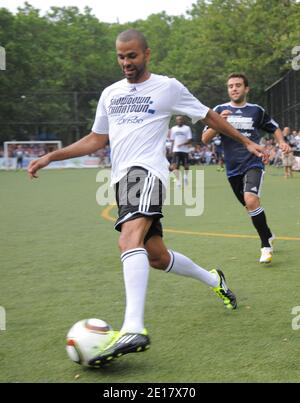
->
[108, 96, 156, 116]
[227, 116, 254, 131]
[116, 116, 144, 125]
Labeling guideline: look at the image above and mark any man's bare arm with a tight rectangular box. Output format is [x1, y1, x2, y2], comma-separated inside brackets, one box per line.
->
[28, 132, 108, 178]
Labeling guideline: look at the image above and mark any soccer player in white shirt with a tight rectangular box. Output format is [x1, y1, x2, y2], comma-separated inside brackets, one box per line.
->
[28, 30, 265, 366]
[170, 115, 193, 186]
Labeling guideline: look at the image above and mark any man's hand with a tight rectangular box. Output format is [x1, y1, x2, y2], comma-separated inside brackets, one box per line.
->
[27, 155, 51, 179]
[245, 142, 265, 159]
[219, 110, 232, 119]
[279, 141, 291, 154]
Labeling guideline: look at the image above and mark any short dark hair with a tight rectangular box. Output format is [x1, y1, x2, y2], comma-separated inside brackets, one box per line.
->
[227, 73, 249, 87]
[116, 29, 149, 52]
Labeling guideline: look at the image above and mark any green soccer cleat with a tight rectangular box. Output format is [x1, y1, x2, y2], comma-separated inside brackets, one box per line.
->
[210, 269, 237, 310]
[88, 329, 150, 367]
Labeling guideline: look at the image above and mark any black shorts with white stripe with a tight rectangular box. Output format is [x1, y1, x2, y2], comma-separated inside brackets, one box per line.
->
[228, 168, 264, 206]
[114, 166, 165, 241]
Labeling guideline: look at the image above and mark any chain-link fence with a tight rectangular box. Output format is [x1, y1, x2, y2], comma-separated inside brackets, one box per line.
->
[265, 69, 300, 131]
[0, 91, 101, 145]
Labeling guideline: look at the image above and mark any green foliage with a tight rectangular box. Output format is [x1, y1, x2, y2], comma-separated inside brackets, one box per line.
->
[0, 4, 119, 143]
[0, 1, 299, 143]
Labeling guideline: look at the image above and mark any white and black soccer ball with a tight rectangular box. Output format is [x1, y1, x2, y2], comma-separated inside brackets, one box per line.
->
[66, 318, 114, 366]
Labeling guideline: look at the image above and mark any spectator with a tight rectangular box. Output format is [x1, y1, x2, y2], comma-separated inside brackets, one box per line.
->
[281, 127, 294, 178]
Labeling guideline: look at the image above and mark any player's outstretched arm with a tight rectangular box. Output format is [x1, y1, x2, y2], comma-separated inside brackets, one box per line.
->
[28, 132, 108, 179]
[202, 109, 264, 158]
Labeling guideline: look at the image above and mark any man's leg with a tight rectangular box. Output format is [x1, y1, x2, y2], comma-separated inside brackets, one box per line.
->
[145, 235, 237, 309]
[244, 169, 274, 263]
[172, 153, 181, 187]
[229, 170, 274, 263]
[244, 192, 274, 263]
[243, 169, 273, 247]
[89, 168, 166, 366]
[118, 217, 153, 334]
[183, 153, 189, 185]
[244, 192, 272, 246]
[88, 217, 152, 367]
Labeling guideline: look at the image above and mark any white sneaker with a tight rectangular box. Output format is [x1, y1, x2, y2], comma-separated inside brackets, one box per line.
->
[268, 234, 275, 252]
[259, 247, 273, 264]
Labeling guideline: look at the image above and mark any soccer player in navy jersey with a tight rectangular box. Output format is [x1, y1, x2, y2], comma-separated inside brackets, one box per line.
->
[202, 73, 290, 264]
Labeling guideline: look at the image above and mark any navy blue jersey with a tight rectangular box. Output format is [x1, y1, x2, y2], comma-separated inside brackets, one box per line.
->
[212, 103, 278, 177]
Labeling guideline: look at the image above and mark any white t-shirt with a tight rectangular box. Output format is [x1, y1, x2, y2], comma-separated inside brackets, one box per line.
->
[170, 125, 193, 153]
[92, 73, 209, 186]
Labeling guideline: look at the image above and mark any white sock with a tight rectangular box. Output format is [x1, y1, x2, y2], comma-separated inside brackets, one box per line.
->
[165, 250, 219, 287]
[120, 248, 149, 334]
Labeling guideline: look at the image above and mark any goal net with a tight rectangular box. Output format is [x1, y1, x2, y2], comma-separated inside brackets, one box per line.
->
[2, 140, 62, 170]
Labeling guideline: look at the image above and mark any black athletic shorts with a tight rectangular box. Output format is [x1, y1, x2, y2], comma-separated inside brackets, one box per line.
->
[172, 152, 189, 169]
[228, 168, 264, 206]
[114, 166, 165, 242]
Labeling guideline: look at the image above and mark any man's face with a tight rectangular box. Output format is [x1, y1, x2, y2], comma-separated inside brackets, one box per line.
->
[227, 77, 249, 103]
[176, 116, 184, 126]
[116, 39, 150, 83]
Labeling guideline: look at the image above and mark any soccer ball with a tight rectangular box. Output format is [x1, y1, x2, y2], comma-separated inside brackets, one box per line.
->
[66, 318, 114, 366]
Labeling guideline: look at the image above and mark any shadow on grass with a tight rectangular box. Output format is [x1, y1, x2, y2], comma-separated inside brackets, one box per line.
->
[82, 357, 151, 378]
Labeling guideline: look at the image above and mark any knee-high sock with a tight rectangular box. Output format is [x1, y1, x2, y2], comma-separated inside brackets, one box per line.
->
[165, 250, 219, 287]
[120, 248, 149, 334]
[249, 207, 272, 247]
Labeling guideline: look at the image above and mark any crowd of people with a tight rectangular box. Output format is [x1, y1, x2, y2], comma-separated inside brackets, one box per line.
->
[2, 127, 300, 173]
[166, 140, 224, 167]
[166, 126, 300, 172]
[0, 143, 59, 159]
[0, 143, 61, 169]
[260, 127, 300, 175]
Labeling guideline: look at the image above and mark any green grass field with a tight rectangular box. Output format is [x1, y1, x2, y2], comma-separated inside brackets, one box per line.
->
[1, 166, 300, 383]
